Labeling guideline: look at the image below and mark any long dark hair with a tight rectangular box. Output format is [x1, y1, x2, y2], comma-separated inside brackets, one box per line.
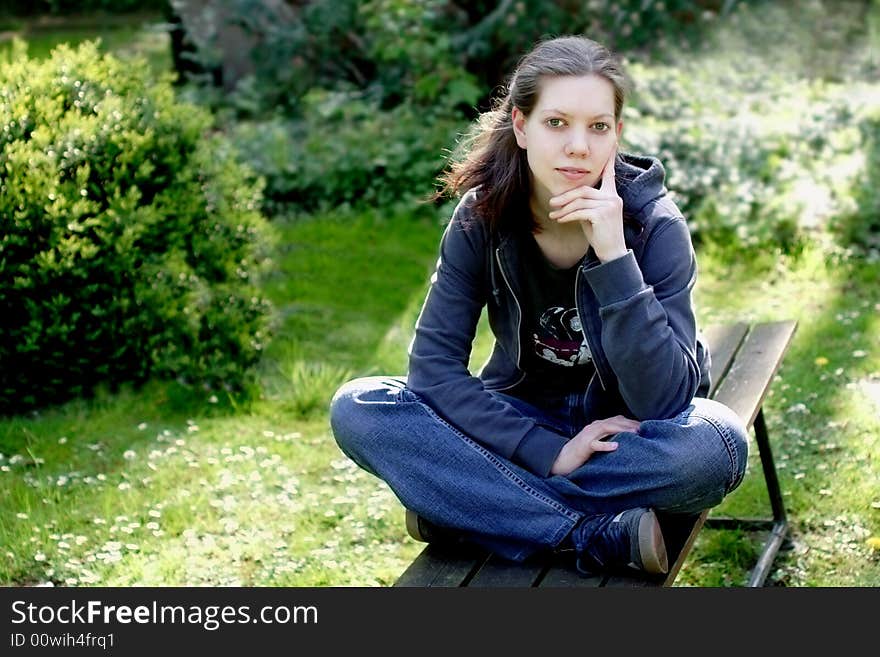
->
[438, 36, 629, 234]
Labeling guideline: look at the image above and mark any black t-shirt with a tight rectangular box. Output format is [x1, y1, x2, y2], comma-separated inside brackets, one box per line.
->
[518, 235, 595, 397]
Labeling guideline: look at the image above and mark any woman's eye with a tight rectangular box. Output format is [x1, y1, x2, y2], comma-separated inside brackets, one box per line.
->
[593, 122, 609, 131]
[546, 118, 565, 128]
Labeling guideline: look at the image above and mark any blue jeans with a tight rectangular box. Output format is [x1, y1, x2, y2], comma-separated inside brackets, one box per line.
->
[329, 376, 749, 562]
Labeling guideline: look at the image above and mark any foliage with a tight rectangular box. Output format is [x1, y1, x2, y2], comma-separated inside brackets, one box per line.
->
[0, 41, 275, 414]
[228, 93, 466, 213]
[188, 0, 880, 258]
[623, 56, 873, 253]
[172, 0, 739, 115]
[831, 108, 880, 251]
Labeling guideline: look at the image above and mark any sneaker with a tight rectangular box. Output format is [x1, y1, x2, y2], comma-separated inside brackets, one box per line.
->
[574, 508, 668, 575]
[405, 509, 460, 544]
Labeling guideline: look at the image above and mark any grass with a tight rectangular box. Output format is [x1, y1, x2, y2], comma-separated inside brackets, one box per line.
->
[0, 205, 443, 587]
[680, 243, 880, 586]
[2, 3, 879, 587]
[0, 11, 171, 73]
[2, 205, 878, 587]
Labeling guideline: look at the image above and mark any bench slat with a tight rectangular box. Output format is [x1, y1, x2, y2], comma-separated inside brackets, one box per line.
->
[467, 554, 547, 587]
[702, 322, 750, 397]
[537, 554, 604, 587]
[394, 543, 488, 587]
[711, 321, 797, 428]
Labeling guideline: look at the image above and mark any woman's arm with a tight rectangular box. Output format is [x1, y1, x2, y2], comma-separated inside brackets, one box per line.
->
[406, 198, 569, 476]
[584, 211, 702, 420]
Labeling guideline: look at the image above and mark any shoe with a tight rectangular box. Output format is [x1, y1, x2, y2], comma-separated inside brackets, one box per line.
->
[405, 509, 460, 544]
[574, 508, 668, 575]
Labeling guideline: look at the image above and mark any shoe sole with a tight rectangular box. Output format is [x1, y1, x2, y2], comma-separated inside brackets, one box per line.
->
[405, 508, 427, 542]
[637, 510, 669, 575]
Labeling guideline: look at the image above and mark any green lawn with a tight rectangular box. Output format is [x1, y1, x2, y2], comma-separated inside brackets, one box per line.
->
[1, 5, 878, 587]
[0, 12, 171, 73]
[2, 203, 878, 586]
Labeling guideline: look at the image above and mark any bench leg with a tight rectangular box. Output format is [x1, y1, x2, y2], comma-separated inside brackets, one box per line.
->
[704, 407, 790, 586]
[755, 408, 787, 526]
[747, 408, 789, 586]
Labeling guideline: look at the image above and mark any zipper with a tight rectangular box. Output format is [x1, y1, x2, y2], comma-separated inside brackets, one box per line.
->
[575, 267, 607, 391]
[495, 246, 522, 369]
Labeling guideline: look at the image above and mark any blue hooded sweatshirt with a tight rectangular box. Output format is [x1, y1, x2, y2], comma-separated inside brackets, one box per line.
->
[406, 153, 711, 477]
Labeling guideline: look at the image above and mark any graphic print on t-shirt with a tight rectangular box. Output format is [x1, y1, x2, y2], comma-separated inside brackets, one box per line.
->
[532, 306, 592, 367]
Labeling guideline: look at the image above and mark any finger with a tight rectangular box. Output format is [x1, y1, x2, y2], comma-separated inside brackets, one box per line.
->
[600, 146, 617, 192]
[599, 417, 640, 433]
[611, 414, 640, 428]
[589, 415, 636, 429]
[555, 211, 597, 225]
[590, 440, 618, 452]
[549, 185, 605, 207]
[548, 199, 606, 219]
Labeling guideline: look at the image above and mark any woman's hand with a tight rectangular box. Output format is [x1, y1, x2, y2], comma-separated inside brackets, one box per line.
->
[548, 148, 626, 263]
[549, 415, 640, 476]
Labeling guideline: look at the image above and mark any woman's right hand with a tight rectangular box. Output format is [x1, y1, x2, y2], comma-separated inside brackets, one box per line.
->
[549, 415, 641, 476]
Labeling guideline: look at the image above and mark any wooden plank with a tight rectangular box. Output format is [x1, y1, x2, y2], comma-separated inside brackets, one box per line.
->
[702, 322, 749, 398]
[537, 553, 604, 587]
[467, 553, 547, 587]
[394, 543, 488, 587]
[602, 571, 665, 587]
[711, 321, 797, 428]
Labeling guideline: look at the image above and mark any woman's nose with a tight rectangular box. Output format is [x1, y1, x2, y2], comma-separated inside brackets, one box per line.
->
[565, 130, 590, 157]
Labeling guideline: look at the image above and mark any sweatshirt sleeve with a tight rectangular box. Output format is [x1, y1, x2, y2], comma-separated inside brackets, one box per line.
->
[406, 200, 568, 476]
[583, 215, 701, 420]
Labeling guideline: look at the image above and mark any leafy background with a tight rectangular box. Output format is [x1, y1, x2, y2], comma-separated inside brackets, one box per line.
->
[0, 0, 878, 586]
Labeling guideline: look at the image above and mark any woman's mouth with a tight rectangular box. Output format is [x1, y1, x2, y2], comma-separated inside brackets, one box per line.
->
[556, 167, 590, 181]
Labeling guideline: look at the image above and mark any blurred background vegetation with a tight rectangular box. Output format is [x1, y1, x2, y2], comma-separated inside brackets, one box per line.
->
[1, 0, 878, 587]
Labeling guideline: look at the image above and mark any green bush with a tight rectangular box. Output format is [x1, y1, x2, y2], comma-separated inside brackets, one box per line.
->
[229, 91, 467, 212]
[624, 58, 867, 253]
[175, 0, 743, 214]
[174, 0, 737, 118]
[832, 108, 880, 251]
[0, 41, 275, 414]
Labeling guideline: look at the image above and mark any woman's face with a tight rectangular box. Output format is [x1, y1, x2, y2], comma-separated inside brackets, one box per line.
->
[512, 74, 622, 215]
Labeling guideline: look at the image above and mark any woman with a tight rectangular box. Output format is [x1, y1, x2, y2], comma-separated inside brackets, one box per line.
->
[329, 36, 748, 576]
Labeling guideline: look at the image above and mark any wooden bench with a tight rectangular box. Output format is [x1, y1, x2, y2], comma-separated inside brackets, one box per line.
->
[394, 320, 798, 588]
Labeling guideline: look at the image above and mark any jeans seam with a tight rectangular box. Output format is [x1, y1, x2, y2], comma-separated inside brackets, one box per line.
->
[412, 395, 581, 525]
[691, 411, 744, 493]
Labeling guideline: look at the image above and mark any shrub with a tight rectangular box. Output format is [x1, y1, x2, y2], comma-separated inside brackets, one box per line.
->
[624, 58, 867, 253]
[171, 0, 737, 117]
[832, 107, 880, 251]
[0, 41, 275, 414]
[228, 91, 467, 213]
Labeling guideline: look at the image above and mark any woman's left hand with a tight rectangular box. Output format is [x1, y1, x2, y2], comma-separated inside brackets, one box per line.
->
[548, 148, 626, 263]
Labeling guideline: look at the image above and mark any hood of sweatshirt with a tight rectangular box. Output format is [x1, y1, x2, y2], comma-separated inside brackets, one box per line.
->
[615, 152, 670, 218]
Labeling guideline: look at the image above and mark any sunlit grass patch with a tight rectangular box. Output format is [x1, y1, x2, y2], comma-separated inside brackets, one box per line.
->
[686, 244, 880, 586]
